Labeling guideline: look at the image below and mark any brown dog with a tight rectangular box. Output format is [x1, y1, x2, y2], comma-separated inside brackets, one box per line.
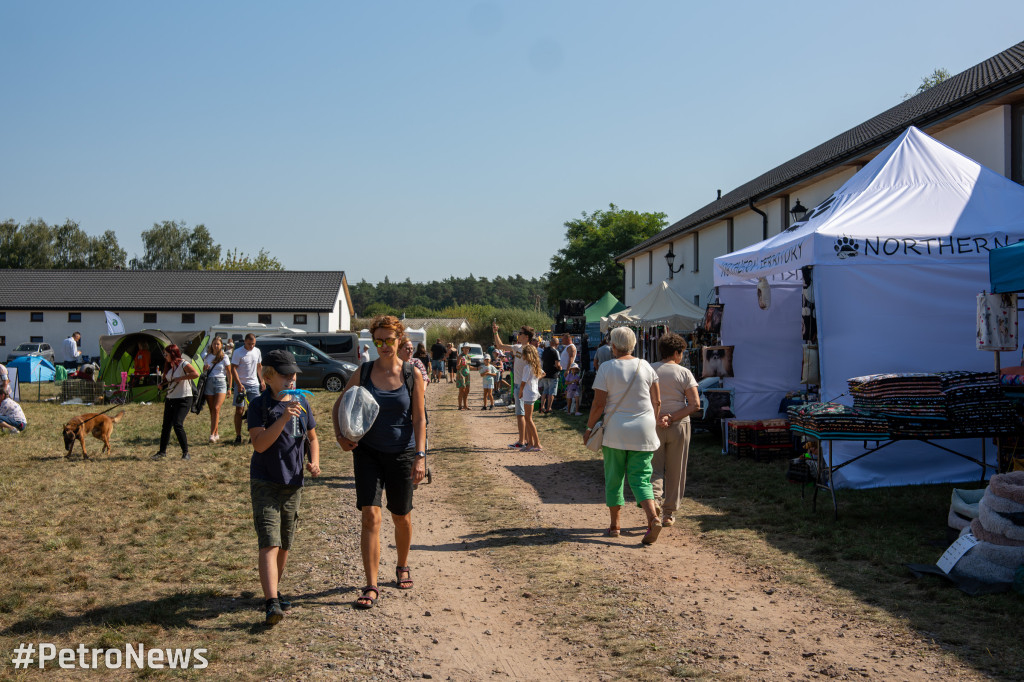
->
[63, 411, 126, 459]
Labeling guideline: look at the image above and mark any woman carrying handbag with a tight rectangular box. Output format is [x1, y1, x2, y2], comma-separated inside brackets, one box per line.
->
[584, 327, 662, 543]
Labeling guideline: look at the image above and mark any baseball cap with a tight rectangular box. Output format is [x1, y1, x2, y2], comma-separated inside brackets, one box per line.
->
[263, 349, 302, 374]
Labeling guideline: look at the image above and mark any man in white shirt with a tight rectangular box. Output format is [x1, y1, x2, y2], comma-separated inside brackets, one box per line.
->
[492, 322, 535, 448]
[230, 333, 265, 445]
[558, 334, 576, 409]
[62, 332, 83, 369]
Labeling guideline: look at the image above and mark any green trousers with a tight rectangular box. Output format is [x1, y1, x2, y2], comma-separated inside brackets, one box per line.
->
[602, 446, 654, 508]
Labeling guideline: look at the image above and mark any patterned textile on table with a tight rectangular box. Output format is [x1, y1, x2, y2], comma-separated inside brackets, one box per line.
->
[937, 371, 1019, 434]
[848, 373, 946, 420]
[844, 371, 1019, 437]
[787, 402, 888, 440]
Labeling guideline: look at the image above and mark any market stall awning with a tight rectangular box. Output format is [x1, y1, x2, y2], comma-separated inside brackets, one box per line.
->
[990, 240, 1024, 293]
[602, 281, 704, 332]
[585, 291, 626, 323]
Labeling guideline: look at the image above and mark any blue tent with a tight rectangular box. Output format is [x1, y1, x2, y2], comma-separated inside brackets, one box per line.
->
[989, 240, 1024, 293]
[8, 356, 56, 382]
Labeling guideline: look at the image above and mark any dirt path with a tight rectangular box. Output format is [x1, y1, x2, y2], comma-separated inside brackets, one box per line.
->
[447, 386, 987, 681]
[270, 385, 582, 681]
[273, 383, 986, 681]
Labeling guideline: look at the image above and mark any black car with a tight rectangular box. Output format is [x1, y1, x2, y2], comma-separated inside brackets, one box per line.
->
[254, 337, 357, 392]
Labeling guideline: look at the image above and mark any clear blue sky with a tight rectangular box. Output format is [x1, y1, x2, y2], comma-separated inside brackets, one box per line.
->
[2, 2, 1022, 284]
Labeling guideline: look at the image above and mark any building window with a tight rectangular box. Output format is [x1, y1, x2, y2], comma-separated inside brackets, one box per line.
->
[258, 313, 272, 324]
[0, 312, 5, 321]
[726, 218, 734, 253]
[30, 312, 44, 322]
[1013, 102, 1024, 184]
[182, 313, 195, 324]
[30, 336, 43, 343]
[68, 312, 82, 323]
[294, 314, 307, 325]
[220, 313, 234, 324]
[647, 252, 653, 284]
[630, 259, 635, 289]
[143, 312, 157, 324]
[692, 232, 700, 273]
[0, 336, 5, 346]
[693, 295, 700, 307]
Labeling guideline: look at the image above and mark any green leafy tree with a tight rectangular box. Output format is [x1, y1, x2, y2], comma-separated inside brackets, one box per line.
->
[212, 247, 284, 270]
[546, 204, 667, 305]
[903, 68, 951, 100]
[131, 220, 221, 269]
[0, 219, 127, 269]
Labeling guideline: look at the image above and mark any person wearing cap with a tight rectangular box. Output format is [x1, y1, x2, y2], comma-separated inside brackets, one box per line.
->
[334, 315, 426, 610]
[491, 322, 536, 449]
[565, 362, 583, 416]
[247, 349, 321, 625]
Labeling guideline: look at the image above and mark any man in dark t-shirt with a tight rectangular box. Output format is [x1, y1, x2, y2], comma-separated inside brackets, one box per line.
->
[540, 340, 560, 414]
[430, 338, 447, 383]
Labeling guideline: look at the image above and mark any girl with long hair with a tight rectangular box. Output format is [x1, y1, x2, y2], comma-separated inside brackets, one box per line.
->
[203, 336, 232, 442]
[517, 343, 544, 452]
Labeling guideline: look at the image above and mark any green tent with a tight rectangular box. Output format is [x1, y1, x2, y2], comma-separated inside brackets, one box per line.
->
[585, 292, 626, 324]
[98, 330, 209, 403]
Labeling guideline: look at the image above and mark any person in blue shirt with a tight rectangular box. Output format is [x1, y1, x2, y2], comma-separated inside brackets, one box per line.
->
[247, 349, 321, 625]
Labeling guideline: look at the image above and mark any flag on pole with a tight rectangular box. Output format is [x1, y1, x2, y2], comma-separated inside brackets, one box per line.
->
[105, 311, 126, 335]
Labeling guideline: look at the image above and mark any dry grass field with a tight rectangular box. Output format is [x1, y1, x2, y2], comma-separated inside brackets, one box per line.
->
[0, 383, 1021, 680]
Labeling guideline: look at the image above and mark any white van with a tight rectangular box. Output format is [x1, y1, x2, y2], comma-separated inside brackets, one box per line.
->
[357, 326, 427, 364]
[210, 322, 306, 346]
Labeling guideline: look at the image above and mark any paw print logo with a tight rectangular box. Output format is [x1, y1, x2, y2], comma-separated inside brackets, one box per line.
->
[834, 236, 859, 260]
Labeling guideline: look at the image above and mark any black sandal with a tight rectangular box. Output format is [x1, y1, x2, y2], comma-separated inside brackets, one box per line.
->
[396, 566, 413, 590]
[354, 585, 379, 609]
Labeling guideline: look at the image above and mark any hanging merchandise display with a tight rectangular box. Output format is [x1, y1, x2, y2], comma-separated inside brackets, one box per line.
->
[757, 278, 771, 310]
[976, 292, 1018, 351]
[701, 346, 735, 379]
[801, 266, 817, 345]
[702, 303, 723, 335]
[801, 344, 820, 385]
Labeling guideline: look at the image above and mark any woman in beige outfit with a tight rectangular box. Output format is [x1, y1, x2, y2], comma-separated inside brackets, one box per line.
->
[651, 332, 700, 527]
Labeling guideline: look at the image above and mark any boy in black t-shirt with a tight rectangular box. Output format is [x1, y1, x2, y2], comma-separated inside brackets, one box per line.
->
[247, 350, 320, 625]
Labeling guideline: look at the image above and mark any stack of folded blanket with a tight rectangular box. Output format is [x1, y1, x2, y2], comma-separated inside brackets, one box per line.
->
[937, 371, 1018, 433]
[848, 373, 946, 420]
[950, 471, 1024, 591]
[848, 371, 1019, 436]
[787, 402, 889, 439]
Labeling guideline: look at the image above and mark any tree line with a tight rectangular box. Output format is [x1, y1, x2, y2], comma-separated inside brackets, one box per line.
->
[350, 274, 550, 318]
[0, 219, 282, 270]
[351, 204, 667, 314]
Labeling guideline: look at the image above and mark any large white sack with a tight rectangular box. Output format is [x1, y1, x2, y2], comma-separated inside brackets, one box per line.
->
[337, 386, 379, 442]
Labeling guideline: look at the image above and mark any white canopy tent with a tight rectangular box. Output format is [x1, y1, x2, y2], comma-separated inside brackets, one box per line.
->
[601, 281, 705, 332]
[713, 126, 1024, 488]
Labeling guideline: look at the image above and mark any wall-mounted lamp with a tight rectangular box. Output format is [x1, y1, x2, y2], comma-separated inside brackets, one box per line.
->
[665, 244, 685, 279]
[790, 199, 808, 223]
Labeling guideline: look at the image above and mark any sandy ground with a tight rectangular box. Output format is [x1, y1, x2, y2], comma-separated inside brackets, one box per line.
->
[272, 383, 986, 681]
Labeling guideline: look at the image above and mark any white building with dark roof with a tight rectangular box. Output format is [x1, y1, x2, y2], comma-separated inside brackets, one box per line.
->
[618, 40, 1024, 308]
[0, 270, 355, 359]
